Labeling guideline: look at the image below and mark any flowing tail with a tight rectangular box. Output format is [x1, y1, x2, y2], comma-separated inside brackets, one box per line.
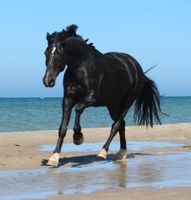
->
[134, 76, 162, 127]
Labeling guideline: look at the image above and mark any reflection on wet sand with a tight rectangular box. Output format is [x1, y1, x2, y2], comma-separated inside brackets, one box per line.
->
[0, 141, 191, 200]
[116, 161, 127, 188]
[136, 161, 162, 185]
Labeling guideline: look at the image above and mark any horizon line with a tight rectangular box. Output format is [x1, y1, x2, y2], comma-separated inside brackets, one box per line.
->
[0, 96, 191, 99]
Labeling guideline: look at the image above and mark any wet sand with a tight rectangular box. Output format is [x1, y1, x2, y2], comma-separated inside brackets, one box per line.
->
[0, 123, 191, 200]
[40, 188, 191, 200]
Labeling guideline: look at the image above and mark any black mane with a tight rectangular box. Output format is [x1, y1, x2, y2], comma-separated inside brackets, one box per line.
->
[47, 24, 94, 47]
[66, 24, 78, 36]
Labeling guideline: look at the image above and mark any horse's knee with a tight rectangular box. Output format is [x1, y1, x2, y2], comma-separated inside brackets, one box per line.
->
[59, 127, 67, 137]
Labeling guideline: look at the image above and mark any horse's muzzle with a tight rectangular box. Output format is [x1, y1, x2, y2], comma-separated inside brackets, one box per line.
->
[43, 75, 55, 87]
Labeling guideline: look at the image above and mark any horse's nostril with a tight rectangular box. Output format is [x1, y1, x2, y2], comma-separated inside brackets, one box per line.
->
[42, 76, 48, 87]
[48, 79, 55, 87]
[42, 76, 55, 87]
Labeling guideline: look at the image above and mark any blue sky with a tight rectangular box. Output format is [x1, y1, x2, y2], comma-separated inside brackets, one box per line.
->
[0, 0, 190, 97]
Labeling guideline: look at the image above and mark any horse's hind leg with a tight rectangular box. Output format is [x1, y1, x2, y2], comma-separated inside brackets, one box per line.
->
[115, 120, 128, 160]
[119, 120, 126, 149]
[97, 94, 137, 159]
[97, 103, 121, 159]
[97, 119, 123, 159]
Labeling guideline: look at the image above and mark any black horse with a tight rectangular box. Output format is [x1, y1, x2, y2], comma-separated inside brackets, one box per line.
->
[43, 25, 161, 166]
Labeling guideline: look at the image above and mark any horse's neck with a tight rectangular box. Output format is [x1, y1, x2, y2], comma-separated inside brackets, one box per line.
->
[67, 55, 92, 80]
[66, 39, 103, 64]
[66, 40, 104, 80]
[67, 47, 96, 70]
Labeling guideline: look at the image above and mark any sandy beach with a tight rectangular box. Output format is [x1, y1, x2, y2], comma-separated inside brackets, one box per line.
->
[0, 123, 191, 200]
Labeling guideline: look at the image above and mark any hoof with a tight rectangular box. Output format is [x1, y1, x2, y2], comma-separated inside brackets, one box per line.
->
[47, 153, 60, 166]
[97, 149, 107, 159]
[115, 149, 127, 160]
[73, 133, 84, 145]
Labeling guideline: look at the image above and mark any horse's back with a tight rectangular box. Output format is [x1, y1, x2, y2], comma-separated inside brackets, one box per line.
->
[91, 52, 144, 105]
[104, 52, 144, 87]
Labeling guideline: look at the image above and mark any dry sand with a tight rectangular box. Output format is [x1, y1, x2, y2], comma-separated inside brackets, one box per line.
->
[0, 123, 191, 200]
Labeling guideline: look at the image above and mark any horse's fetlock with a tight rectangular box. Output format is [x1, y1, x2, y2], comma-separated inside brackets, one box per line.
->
[73, 125, 81, 133]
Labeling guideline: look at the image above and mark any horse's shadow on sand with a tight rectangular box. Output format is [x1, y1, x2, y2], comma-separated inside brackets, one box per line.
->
[41, 152, 152, 168]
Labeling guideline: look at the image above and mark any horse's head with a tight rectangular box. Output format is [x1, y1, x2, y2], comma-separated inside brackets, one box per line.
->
[43, 24, 84, 87]
[43, 41, 67, 87]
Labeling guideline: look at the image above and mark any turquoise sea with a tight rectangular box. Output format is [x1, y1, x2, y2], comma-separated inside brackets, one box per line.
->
[0, 97, 191, 132]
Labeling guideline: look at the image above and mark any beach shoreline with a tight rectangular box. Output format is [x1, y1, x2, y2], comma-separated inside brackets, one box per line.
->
[0, 123, 191, 171]
[0, 123, 191, 200]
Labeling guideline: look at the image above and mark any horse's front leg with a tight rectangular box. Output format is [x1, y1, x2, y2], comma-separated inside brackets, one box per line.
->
[72, 91, 96, 145]
[73, 104, 85, 145]
[47, 97, 74, 166]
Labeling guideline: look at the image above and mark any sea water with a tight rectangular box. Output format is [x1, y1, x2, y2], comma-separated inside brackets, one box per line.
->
[0, 97, 191, 132]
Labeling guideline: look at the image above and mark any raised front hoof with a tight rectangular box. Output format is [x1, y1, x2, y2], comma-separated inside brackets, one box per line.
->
[73, 132, 84, 145]
[115, 149, 127, 160]
[97, 149, 107, 160]
[47, 153, 60, 167]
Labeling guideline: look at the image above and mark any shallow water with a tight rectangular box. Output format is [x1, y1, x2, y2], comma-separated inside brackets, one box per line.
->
[0, 141, 191, 200]
[40, 141, 182, 152]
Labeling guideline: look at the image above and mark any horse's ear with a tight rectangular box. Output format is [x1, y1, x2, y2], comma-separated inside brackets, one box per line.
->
[66, 24, 78, 36]
[46, 32, 50, 38]
[46, 32, 54, 45]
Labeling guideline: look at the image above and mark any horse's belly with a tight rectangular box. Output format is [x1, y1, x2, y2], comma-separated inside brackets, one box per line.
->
[96, 83, 130, 105]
